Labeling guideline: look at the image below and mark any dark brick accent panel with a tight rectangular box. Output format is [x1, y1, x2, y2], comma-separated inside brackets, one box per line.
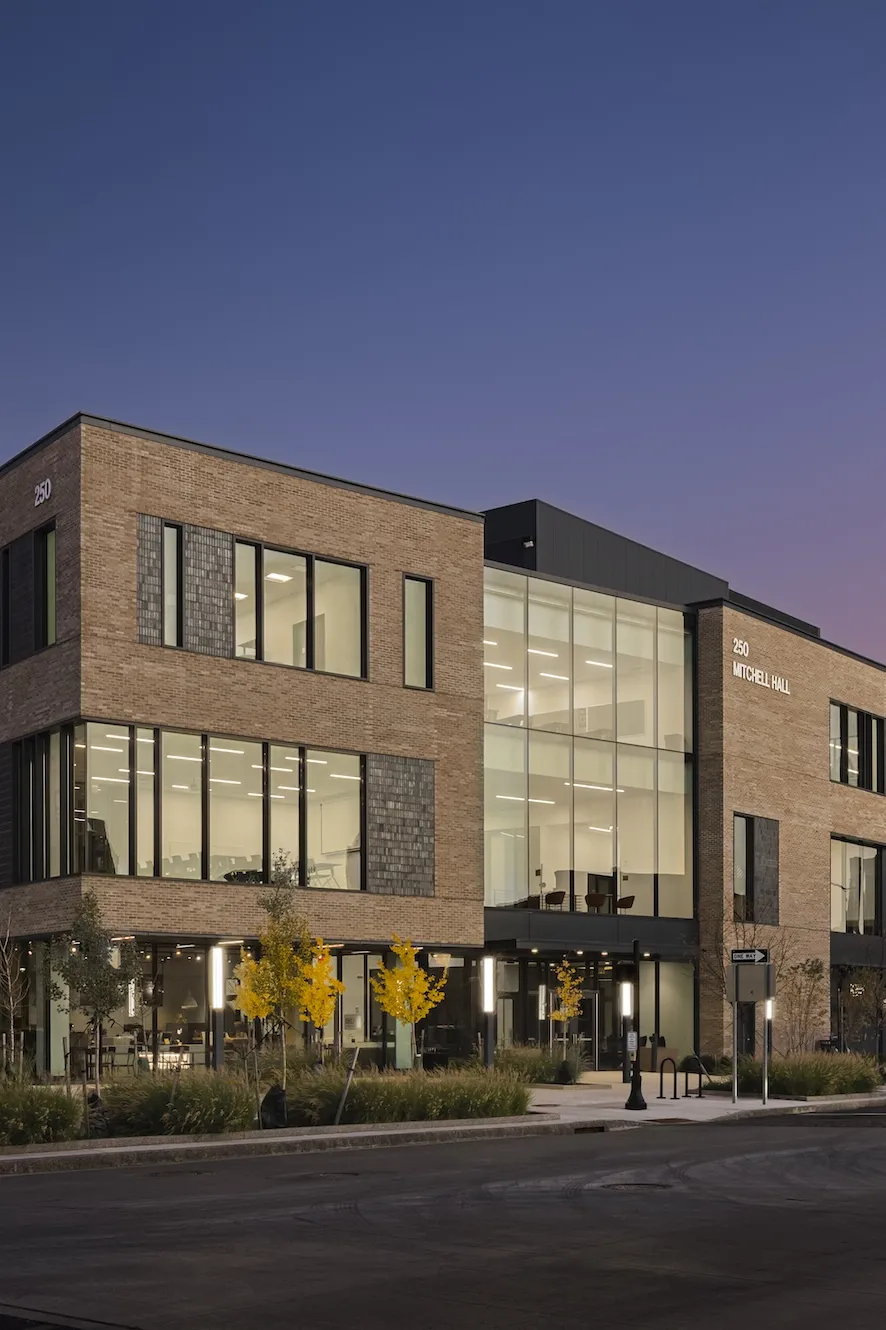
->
[0, 742, 13, 888]
[366, 754, 435, 896]
[753, 816, 779, 925]
[136, 514, 163, 646]
[183, 524, 233, 657]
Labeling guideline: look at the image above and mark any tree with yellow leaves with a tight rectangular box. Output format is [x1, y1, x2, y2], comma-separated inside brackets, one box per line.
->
[299, 939, 345, 1059]
[550, 959, 583, 1057]
[370, 936, 447, 1066]
[235, 904, 312, 1091]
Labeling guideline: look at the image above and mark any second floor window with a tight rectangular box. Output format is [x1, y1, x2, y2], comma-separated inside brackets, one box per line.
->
[733, 812, 779, 924]
[831, 836, 881, 935]
[234, 541, 366, 679]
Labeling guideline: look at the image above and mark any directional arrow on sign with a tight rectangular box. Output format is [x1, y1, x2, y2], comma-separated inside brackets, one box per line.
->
[731, 948, 768, 964]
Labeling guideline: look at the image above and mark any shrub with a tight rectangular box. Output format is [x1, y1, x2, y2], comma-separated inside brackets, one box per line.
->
[287, 1066, 530, 1126]
[495, 1044, 588, 1084]
[0, 1085, 81, 1146]
[737, 1053, 880, 1097]
[679, 1053, 731, 1076]
[103, 1073, 255, 1136]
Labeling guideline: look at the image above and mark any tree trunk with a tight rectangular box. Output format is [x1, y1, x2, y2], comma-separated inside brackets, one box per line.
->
[95, 1020, 102, 1097]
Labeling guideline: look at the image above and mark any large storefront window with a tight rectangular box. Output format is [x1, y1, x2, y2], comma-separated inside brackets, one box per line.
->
[306, 750, 362, 890]
[13, 722, 368, 890]
[492, 954, 696, 1071]
[209, 738, 264, 882]
[483, 569, 694, 918]
[161, 731, 203, 878]
[72, 722, 131, 875]
[831, 837, 880, 935]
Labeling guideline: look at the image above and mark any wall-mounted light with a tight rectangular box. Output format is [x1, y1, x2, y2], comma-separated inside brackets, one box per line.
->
[210, 946, 225, 1011]
[481, 956, 496, 1015]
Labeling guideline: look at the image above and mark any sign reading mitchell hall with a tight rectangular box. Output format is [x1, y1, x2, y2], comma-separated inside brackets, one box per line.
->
[732, 659, 791, 694]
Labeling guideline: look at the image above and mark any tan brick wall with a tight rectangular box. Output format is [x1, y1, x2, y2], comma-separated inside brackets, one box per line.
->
[0, 425, 81, 739]
[698, 604, 886, 1053]
[55, 422, 483, 948]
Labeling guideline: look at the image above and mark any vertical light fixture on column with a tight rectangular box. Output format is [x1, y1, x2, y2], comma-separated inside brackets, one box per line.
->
[481, 956, 496, 1068]
[210, 945, 225, 1071]
[763, 997, 774, 1105]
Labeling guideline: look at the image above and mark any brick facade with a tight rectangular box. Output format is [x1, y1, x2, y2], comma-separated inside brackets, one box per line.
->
[0, 417, 485, 950]
[698, 604, 886, 1053]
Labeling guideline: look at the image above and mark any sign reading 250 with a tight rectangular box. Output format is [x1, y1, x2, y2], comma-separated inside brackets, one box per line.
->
[34, 478, 52, 507]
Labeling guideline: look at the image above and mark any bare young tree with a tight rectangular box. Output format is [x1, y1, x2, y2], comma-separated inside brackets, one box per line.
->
[778, 958, 829, 1055]
[0, 913, 28, 1076]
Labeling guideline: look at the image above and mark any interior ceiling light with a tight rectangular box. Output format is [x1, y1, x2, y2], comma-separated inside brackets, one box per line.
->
[265, 572, 292, 583]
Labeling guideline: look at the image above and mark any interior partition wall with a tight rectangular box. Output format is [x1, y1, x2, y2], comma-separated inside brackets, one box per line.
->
[483, 567, 694, 919]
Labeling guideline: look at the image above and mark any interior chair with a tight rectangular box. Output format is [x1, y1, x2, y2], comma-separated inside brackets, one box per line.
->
[616, 895, 635, 911]
[586, 891, 610, 914]
[544, 890, 566, 910]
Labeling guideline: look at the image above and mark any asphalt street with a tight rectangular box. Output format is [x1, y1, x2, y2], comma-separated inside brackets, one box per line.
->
[1, 1117, 885, 1329]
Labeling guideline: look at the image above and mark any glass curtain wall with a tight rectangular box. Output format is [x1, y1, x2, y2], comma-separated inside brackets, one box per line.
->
[483, 570, 694, 918]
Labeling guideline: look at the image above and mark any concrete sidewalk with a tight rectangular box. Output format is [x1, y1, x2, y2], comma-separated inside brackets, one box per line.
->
[1, 1080, 883, 1176]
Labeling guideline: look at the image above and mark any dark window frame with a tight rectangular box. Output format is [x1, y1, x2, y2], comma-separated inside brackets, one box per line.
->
[831, 700, 886, 796]
[233, 538, 368, 681]
[33, 522, 56, 651]
[732, 812, 753, 923]
[161, 523, 184, 649]
[831, 833, 884, 937]
[12, 717, 367, 893]
[403, 574, 434, 691]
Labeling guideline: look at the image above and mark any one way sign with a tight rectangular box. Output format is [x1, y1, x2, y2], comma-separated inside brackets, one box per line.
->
[731, 948, 768, 964]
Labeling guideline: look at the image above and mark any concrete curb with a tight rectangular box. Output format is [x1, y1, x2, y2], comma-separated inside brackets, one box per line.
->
[0, 1115, 640, 1176]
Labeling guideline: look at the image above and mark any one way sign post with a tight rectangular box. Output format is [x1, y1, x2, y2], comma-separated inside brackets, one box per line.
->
[730, 948, 769, 964]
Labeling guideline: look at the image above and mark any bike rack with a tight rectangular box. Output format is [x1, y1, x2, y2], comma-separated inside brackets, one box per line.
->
[682, 1053, 705, 1100]
[658, 1056, 678, 1100]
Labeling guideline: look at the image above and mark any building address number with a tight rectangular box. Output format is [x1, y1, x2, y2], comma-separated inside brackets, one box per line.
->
[34, 479, 52, 507]
[732, 638, 749, 657]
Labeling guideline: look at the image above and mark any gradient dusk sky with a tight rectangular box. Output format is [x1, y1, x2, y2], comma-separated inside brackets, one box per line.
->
[2, 4, 884, 656]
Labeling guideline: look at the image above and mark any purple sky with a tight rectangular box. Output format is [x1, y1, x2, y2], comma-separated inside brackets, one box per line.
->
[2, 3, 884, 657]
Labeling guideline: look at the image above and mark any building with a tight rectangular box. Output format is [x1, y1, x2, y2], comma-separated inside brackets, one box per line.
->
[0, 414, 484, 1073]
[2, 414, 885, 1074]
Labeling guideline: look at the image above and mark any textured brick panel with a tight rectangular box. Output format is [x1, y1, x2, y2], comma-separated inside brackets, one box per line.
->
[136, 513, 163, 646]
[366, 753, 435, 896]
[182, 523, 233, 657]
[753, 817, 779, 925]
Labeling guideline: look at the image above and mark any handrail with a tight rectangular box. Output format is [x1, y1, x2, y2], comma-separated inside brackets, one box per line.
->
[658, 1056, 678, 1101]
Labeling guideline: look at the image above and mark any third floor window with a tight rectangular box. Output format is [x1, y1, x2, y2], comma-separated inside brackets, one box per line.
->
[234, 540, 367, 679]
